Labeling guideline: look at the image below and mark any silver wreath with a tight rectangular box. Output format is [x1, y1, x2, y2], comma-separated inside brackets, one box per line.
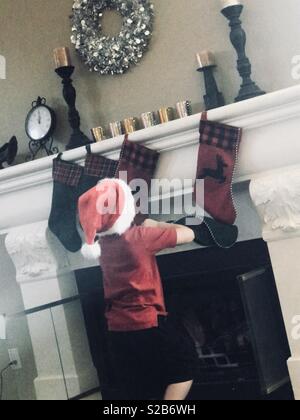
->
[71, 0, 154, 75]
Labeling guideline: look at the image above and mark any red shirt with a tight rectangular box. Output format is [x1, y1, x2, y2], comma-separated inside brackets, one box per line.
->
[99, 226, 177, 332]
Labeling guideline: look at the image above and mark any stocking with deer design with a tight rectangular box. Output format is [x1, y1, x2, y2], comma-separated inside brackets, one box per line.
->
[195, 113, 242, 225]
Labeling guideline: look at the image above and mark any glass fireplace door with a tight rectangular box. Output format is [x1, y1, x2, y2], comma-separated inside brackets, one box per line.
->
[238, 267, 291, 395]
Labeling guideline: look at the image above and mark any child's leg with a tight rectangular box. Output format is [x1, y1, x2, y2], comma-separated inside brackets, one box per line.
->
[164, 380, 193, 401]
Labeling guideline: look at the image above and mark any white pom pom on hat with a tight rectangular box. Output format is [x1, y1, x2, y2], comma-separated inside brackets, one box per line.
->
[81, 242, 101, 261]
[78, 178, 136, 260]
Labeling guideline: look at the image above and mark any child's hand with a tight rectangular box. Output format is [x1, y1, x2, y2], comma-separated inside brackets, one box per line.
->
[142, 219, 195, 245]
[142, 219, 159, 228]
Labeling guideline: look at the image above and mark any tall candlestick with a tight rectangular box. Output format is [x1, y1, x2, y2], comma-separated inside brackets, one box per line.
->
[54, 47, 72, 69]
[55, 65, 92, 150]
[221, 4, 265, 102]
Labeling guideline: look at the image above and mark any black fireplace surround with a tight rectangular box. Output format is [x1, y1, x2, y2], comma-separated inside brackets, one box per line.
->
[75, 239, 292, 401]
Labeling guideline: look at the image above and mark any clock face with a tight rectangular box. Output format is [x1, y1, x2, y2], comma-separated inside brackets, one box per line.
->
[26, 106, 54, 141]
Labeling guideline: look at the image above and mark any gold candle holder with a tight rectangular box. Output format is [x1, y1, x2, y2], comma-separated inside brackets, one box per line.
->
[54, 47, 72, 69]
[158, 107, 174, 124]
[141, 112, 158, 128]
[176, 101, 193, 118]
[123, 117, 139, 134]
[109, 121, 123, 138]
[91, 127, 105, 142]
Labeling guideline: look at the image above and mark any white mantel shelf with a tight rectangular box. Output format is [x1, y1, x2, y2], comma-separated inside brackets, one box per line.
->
[1, 85, 300, 233]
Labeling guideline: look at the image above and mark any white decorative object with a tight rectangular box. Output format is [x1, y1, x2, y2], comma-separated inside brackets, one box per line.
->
[250, 169, 300, 234]
[5, 221, 70, 283]
[71, 0, 154, 75]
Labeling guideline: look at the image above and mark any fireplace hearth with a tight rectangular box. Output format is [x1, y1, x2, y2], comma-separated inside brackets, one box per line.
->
[76, 239, 292, 400]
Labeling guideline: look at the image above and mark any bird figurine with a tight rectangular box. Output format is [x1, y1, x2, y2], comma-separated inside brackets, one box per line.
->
[0, 136, 18, 169]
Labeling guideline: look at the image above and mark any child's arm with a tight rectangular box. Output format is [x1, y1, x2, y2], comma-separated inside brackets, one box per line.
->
[143, 219, 195, 245]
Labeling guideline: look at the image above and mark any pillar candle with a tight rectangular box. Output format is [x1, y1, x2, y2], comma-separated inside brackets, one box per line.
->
[220, 0, 241, 10]
[196, 51, 216, 69]
[53, 47, 72, 69]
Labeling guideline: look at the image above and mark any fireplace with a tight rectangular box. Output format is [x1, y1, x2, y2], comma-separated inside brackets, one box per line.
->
[75, 239, 292, 400]
[2, 86, 300, 399]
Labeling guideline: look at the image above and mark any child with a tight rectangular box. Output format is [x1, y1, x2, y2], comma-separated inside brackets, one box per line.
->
[79, 178, 198, 400]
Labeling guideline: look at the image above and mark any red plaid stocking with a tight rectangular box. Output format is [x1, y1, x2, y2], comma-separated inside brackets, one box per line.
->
[195, 112, 242, 225]
[116, 135, 160, 224]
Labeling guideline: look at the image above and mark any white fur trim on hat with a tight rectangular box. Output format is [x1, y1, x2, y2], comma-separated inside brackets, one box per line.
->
[98, 178, 136, 238]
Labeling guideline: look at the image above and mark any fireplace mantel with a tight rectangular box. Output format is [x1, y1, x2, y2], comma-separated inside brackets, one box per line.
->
[1, 85, 300, 400]
[2, 84, 300, 234]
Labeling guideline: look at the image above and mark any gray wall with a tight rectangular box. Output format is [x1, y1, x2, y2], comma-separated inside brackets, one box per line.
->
[0, 0, 299, 159]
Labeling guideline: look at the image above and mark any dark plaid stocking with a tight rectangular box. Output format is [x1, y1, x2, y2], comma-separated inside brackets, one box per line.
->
[48, 154, 83, 253]
[77, 146, 118, 197]
[195, 112, 242, 225]
[116, 135, 160, 225]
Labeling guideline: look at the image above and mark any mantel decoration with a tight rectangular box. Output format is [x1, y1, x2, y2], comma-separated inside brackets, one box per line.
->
[54, 47, 92, 150]
[196, 51, 225, 111]
[220, 1, 265, 102]
[0, 136, 18, 169]
[70, 0, 154, 75]
[25, 97, 58, 160]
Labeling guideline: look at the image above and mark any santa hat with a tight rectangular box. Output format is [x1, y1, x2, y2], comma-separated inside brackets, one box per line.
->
[78, 178, 136, 260]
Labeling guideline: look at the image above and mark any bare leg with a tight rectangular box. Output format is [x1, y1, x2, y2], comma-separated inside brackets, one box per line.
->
[164, 380, 193, 401]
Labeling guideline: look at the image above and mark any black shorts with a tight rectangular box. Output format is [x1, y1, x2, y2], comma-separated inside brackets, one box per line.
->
[108, 316, 198, 400]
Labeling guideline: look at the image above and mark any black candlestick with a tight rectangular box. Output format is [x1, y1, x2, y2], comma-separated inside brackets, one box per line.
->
[222, 4, 265, 102]
[55, 66, 92, 150]
[197, 65, 225, 111]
